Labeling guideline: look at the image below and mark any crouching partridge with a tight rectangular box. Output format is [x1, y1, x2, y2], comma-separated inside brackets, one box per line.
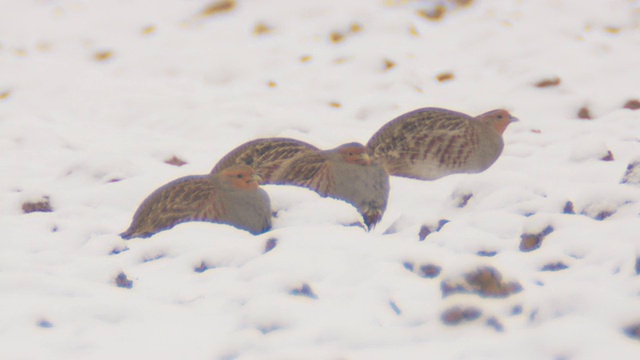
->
[367, 107, 518, 180]
[212, 139, 389, 230]
[121, 165, 271, 239]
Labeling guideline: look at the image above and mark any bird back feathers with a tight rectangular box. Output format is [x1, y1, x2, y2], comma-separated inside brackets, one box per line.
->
[211, 138, 320, 182]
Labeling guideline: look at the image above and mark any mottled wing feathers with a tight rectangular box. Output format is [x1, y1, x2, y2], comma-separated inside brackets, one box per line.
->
[211, 138, 320, 182]
[367, 108, 473, 155]
[367, 108, 478, 178]
[272, 152, 334, 196]
[121, 176, 221, 239]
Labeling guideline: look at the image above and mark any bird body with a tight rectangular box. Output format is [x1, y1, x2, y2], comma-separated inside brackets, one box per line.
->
[271, 143, 390, 229]
[212, 139, 389, 230]
[367, 107, 517, 180]
[121, 165, 271, 239]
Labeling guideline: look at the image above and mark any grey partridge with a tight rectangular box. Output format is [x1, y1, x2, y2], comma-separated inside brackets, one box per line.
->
[271, 142, 389, 230]
[212, 139, 389, 230]
[367, 107, 517, 180]
[121, 165, 271, 239]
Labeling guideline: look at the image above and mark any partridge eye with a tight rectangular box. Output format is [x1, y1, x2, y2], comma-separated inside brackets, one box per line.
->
[497, 115, 503, 119]
[348, 152, 353, 156]
[236, 174, 243, 179]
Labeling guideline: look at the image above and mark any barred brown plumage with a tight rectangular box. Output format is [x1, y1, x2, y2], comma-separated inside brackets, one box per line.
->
[212, 139, 389, 230]
[367, 108, 517, 180]
[121, 165, 271, 239]
[211, 138, 319, 181]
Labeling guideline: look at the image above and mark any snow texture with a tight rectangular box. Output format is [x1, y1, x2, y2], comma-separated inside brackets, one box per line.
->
[2, 0, 640, 358]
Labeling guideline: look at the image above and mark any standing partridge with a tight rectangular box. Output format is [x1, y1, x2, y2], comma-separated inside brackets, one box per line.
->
[120, 165, 271, 239]
[367, 107, 518, 180]
[212, 139, 389, 230]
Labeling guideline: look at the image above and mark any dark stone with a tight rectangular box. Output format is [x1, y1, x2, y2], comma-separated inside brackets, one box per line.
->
[37, 319, 53, 328]
[541, 262, 569, 271]
[389, 300, 402, 315]
[441, 306, 482, 325]
[535, 77, 561, 88]
[577, 106, 591, 120]
[477, 250, 497, 257]
[142, 254, 165, 263]
[164, 156, 187, 167]
[600, 150, 614, 161]
[511, 304, 523, 315]
[520, 225, 554, 252]
[624, 324, 640, 340]
[109, 247, 129, 255]
[441, 266, 522, 298]
[264, 238, 278, 253]
[621, 160, 640, 184]
[418, 219, 449, 241]
[562, 201, 575, 214]
[258, 325, 280, 334]
[115, 272, 133, 289]
[418, 225, 431, 241]
[402, 262, 415, 272]
[290, 283, 318, 299]
[419, 264, 442, 278]
[194, 261, 212, 273]
[486, 317, 504, 332]
[456, 193, 473, 208]
[623, 99, 640, 110]
[22, 197, 53, 213]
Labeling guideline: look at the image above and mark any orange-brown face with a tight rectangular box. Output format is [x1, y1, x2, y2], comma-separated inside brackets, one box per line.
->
[220, 165, 261, 190]
[477, 109, 518, 134]
[338, 143, 372, 166]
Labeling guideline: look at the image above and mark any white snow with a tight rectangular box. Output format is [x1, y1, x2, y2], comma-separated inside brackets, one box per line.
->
[2, 0, 640, 358]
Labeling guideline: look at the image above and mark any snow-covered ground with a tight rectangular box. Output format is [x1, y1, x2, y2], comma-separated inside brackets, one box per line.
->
[2, 0, 640, 358]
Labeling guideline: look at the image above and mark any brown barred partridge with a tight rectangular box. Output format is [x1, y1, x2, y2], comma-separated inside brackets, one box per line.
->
[121, 165, 271, 239]
[367, 107, 517, 180]
[212, 139, 389, 230]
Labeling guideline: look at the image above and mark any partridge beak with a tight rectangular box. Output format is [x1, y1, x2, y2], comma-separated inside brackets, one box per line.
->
[359, 153, 372, 165]
[509, 115, 519, 123]
[250, 173, 263, 184]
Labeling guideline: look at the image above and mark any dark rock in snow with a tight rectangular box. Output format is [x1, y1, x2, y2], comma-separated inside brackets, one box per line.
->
[441, 266, 522, 298]
[441, 306, 482, 325]
[194, 261, 212, 273]
[577, 106, 591, 120]
[621, 159, 640, 185]
[264, 238, 278, 253]
[115, 272, 133, 289]
[22, 196, 53, 213]
[419, 264, 442, 278]
[290, 283, 318, 299]
[520, 225, 554, 252]
[541, 262, 569, 271]
[389, 300, 402, 315]
[562, 201, 575, 214]
[37, 319, 54, 328]
[623, 99, 640, 110]
[418, 219, 449, 241]
[486, 317, 504, 332]
[477, 250, 497, 257]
